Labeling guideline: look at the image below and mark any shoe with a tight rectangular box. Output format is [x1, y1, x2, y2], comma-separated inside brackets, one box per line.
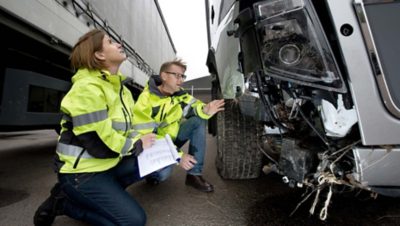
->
[145, 176, 160, 185]
[185, 174, 214, 192]
[34, 183, 65, 226]
[145, 172, 160, 185]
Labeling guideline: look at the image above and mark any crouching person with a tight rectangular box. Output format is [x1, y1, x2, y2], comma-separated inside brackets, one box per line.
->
[33, 29, 156, 226]
[132, 59, 225, 192]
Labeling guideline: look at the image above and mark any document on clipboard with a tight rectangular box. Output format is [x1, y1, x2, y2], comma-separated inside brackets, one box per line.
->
[137, 134, 180, 177]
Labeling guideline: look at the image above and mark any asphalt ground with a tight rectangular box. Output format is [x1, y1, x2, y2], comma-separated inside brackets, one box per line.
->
[1, 93, 400, 225]
[0, 129, 272, 226]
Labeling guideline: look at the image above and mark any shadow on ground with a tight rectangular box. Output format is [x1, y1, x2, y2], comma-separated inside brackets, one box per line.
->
[245, 174, 400, 226]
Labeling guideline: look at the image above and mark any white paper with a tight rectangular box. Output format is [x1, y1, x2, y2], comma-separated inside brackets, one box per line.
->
[137, 134, 179, 177]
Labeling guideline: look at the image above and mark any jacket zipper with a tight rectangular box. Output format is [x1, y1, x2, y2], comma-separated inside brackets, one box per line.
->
[119, 78, 130, 134]
[73, 148, 86, 169]
[159, 103, 166, 121]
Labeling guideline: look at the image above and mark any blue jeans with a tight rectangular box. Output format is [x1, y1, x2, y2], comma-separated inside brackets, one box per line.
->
[59, 154, 145, 226]
[149, 116, 207, 182]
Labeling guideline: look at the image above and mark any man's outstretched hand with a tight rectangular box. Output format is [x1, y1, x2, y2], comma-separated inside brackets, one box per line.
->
[203, 99, 225, 116]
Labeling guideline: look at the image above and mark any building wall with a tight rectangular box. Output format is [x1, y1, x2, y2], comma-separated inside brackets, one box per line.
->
[89, 0, 176, 85]
[91, 0, 176, 71]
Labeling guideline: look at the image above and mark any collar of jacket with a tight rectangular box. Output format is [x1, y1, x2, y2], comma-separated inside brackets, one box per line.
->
[148, 74, 187, 98]
[72, 68, 126, 84]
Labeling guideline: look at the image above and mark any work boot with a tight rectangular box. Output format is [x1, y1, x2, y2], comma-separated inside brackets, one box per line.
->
[145, 176, 160, 185]
[145, 172, 160, 185]
[33, 183, 65, 226]
[185, 174, 214, 192]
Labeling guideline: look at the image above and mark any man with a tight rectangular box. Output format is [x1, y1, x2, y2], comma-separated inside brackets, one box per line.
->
[132, 59, 224, 192]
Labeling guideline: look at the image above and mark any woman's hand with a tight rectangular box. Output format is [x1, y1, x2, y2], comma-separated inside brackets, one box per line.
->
[203, 99, 225, 116]
[140, 133, 157, 149]
[179, 153, 197, 170]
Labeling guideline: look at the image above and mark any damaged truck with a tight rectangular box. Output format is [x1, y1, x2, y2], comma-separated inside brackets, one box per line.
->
[206, 0, 400, 219]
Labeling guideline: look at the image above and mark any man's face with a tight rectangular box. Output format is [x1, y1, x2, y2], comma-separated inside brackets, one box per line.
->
[161, 64, 186, 93]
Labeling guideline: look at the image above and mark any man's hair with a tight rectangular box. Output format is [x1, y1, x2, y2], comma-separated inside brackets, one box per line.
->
[159, 58, 187, 74]
[70, 29, 106, 71]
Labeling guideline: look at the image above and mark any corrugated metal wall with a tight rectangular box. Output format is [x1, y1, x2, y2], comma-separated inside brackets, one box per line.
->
[0, 0, 175, 87]
[90, 0, 176, 85]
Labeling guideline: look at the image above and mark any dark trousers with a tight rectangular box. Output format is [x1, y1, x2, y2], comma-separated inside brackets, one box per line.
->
[147, 116, 207, 181]
[59, 154, 145, 226]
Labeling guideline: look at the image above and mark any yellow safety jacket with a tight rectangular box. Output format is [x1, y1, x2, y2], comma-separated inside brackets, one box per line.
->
[55, 68, 141, 173]
[132, 75, 211, 141]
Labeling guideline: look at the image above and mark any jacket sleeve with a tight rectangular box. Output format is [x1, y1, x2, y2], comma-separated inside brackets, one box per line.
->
[61, 81, 139, 156]
[132, 91, 158, 135]
[182, 94, 212, 120]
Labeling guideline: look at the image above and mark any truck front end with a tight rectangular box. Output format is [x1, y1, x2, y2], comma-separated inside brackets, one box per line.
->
[208, 0, 400, 220]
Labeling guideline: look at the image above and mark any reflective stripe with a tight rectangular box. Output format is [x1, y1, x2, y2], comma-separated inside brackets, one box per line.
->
[182, 98, 197, 117]
[112, 121, 130, 131]
[62, 114, 72, 122]
[121, 138, 132, 156]
[159, 122, 169, 128]
[128, 131, 139, 138]
[56, 143, 95, 159]
[72, 109, 108, 127]
[133, 122, 158, 130]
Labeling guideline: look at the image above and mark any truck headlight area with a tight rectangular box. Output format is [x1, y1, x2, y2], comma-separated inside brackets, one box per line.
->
[253, 0, 346, 93]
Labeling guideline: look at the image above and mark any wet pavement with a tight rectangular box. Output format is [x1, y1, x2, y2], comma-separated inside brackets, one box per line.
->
[246, 182, 400, 226]
[1, 118, 400, 225]
[0, 130, 272, 226]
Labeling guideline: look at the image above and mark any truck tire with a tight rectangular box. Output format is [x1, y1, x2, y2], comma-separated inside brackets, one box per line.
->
[215, 99, 264, 179]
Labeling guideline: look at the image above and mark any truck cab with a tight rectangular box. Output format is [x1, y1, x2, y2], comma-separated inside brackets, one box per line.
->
[206, 0, 400, 219]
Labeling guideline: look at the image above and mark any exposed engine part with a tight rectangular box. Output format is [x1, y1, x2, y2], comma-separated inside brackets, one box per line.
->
[279, 138, 317, 186]
[207, 0, 400, 221]
[320, 95, 357, 137]
[289, 140, 371, 220]
[262, 135, 282, 156]
[288, 98, 303, 120]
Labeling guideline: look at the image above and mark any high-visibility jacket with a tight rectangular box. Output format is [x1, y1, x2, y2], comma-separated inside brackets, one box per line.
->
[55, 68, 141, 174]
[132, 75, 211, 141]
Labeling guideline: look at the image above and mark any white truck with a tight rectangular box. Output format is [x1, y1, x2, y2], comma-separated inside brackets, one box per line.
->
[206, 0, 400, 220]
[0, 0, 176, 131]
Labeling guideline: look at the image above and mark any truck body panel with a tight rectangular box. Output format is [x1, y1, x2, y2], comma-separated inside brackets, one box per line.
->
[327, 0, 400, 145]
[206, 0, 400, 220]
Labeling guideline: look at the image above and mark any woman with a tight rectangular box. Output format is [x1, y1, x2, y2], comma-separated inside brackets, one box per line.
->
[33, 29, 155, 226]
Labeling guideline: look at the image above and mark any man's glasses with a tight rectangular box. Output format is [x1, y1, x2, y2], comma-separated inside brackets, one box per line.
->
[165, 71, 187, 81]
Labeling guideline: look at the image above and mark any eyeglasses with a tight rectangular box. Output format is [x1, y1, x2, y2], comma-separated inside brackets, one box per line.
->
[165, 71, 187, 81]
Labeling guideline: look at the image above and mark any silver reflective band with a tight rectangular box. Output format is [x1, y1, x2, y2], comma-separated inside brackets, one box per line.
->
[56, 143, 95, 159]
[182, 98, 197, 117]
[62, 114, 72, 122]
[112, 121, 131, 131]
[133, 122, 158, 130]
[159, 122, 169, 128]
[72, 109, 108, 127]
[121, 138, 132, 156]
[128, 131, 139, 138]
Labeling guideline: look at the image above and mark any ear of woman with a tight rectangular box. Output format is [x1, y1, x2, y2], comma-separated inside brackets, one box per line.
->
[95, 51, 106, 61]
